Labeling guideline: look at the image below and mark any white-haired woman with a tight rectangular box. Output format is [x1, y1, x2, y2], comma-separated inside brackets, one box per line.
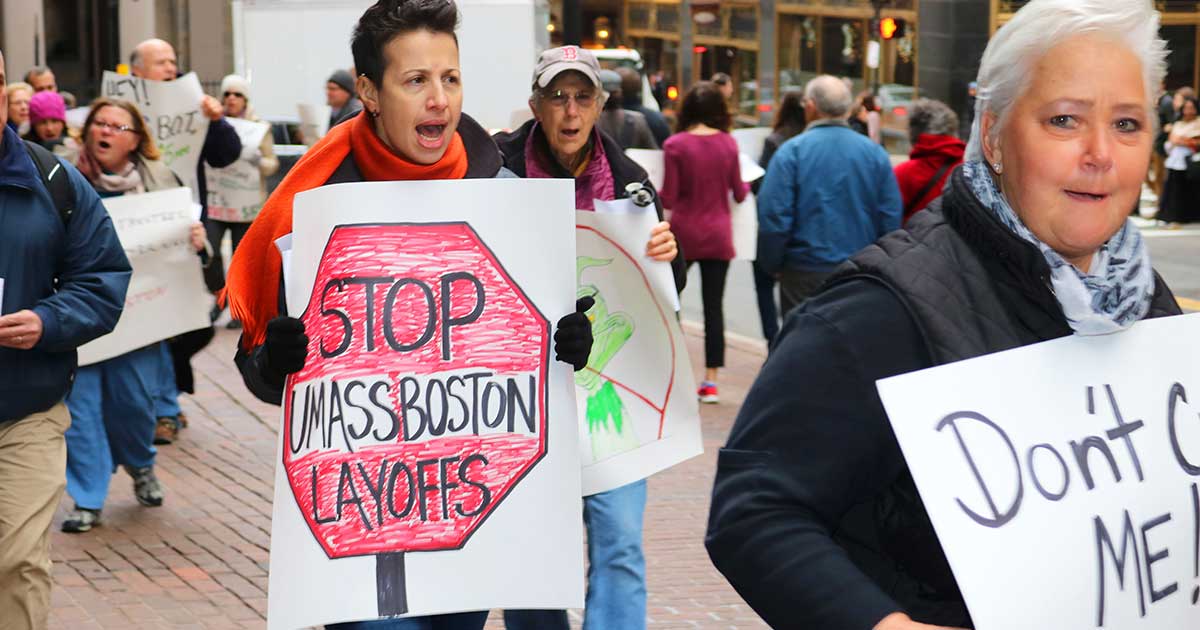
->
[706, 1, 1181, 629]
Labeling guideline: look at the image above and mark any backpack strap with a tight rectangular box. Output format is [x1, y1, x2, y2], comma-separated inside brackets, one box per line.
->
[22, 140, 74, 225]
[904, 159, 955, 218]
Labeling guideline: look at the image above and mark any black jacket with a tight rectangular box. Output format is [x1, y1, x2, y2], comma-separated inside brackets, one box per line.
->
[235, 114, 509, 404]
[198, 117, 242, 217]
[622, 97, 671, 147]
[493, 119, 687, 292]
[705, 168, 1181, 629]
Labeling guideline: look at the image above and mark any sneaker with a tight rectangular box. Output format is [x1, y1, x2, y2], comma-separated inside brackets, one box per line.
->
[126, 466, 164, 507]
[62, 506, 101, 533]
[698, 381, 719, 404]
[153, 417, 178, 445]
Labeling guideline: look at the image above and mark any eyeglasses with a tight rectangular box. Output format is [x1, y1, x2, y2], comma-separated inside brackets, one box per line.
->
[542, 89, 597, 110]
[223, 91, 245, 98]
[92, 120, 135, 134]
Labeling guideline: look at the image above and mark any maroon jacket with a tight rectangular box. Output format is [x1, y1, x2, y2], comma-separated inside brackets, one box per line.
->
[894, 133, 965, 224]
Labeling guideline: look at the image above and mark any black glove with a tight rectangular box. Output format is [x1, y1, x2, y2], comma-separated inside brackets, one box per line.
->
[554, 296, 594, 372]
[263, 316, 309, 379]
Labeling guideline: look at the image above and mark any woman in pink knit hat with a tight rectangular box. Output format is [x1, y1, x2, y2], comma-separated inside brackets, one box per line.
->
[24, 90, 80, 163]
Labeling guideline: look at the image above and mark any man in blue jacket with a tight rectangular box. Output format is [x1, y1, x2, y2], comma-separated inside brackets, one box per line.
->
[0, 50, 131, 629]
[757, 75, 903, 318]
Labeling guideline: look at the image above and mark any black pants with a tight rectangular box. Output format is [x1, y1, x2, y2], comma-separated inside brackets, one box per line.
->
[752, 260, 779, 343]
[203, 218, 252, 293]
[779, 268, 832, 320]
[687, 259, 729, 369]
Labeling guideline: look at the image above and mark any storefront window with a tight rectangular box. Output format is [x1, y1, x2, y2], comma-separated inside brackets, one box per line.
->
[656, 6, 679, 33]
[778, 14, 819, 95]
[1161, 25, 1197, 91]
[628, 2, 652, 30]
[822, 17, 866, 92]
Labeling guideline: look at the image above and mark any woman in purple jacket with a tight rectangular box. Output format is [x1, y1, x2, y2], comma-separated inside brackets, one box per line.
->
[660, 82, 749, 404]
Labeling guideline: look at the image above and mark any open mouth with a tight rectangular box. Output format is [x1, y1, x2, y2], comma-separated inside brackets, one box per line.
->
[416, 123, 447, 149]
[561, 128, 582, 141]
[1065, 189, 1108, 202]
[98, 140, 112, 150]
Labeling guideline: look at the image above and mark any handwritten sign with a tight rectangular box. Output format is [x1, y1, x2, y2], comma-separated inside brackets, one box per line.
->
[77, 188, 210, 366]
[267, 179, 583, 629]
[574, 210, 702, 495]
[877, 313, 1200, 629]
[101, 71, 210, 202]
[205, 117, 270, 222]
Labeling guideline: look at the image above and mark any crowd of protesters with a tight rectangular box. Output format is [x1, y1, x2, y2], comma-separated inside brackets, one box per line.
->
[1, 0, 1192, 629]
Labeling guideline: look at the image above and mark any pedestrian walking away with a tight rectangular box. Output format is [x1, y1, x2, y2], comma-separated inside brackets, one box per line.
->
[708, 2, 1180, 629]
[0, 48, 132, 630]
[493, 43, 684, 630]
[660, 81, 748, 404]
[222, 2, 595, 627]
[893, 98, 964, 224]
[751, 88, 806, 343]
[62, 97, 212, 533]
[756, 75, 901, 319]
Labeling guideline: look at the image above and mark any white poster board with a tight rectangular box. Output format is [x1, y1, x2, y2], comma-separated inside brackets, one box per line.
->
[731, 126, 771, 163]
[877, 313, 1200, 630]
[100, 71, 210, 202]
[204, 117, 270, 222]
[574, 210, 702, 495]
[296, 103, 331, 146]
[77, 188, 210, 366]
[269, 179, 584, 629]
[625, 148, 759, 261]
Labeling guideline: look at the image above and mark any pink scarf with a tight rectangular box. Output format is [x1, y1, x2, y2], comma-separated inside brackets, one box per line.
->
[524, 124, 615, 210]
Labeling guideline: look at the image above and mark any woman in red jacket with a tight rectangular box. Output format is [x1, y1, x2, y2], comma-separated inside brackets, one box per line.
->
[893, 98, 965, 224]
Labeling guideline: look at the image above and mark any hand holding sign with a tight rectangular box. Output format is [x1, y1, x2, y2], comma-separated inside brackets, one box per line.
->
[0, 310, 44, 350]
[200, 95, 223, 121]
[873, 613, 967, 630]
[645, 221, 677, 262]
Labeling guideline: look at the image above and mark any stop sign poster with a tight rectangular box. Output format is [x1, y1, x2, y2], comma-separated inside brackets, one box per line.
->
[266, 179, 584, 630]
[574, 210, 703, 495]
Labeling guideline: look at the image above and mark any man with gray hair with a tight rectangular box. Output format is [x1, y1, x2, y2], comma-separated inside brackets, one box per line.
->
[756, 75, 902, 317]
[894, 98, 964, 223]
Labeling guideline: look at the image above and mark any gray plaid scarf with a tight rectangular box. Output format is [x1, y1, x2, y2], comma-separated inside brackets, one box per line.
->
[961, 160, 1154, 335]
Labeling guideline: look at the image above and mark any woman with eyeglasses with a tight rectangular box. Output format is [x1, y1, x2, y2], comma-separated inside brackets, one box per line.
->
[492, 44, 684, 630]
[60, 97, 210, 534]
[224, 6, 593, 628]
[203, 74, 279, 328]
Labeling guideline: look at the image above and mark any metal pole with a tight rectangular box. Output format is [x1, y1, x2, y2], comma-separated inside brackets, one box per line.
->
[563, 0, 583, 46]
[870, 0, 886, 96]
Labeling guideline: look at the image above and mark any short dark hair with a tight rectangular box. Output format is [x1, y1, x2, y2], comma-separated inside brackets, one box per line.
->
[675, 81, 731, 132]
[352, 0, 460, 87]
[24, 65, 51, 83]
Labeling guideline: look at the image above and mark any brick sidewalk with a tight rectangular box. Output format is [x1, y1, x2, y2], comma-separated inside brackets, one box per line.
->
[47, 326, 768, 629]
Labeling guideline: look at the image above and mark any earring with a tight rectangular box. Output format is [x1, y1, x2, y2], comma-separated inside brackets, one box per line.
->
[993, 162, 1003, 174]
[369, 109, 379, 118]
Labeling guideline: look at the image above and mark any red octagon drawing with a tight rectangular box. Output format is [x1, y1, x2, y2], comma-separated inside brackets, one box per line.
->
[281, 222, 550, 559]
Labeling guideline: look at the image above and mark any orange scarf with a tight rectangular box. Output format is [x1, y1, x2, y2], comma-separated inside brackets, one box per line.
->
[223, 112, 469, 350]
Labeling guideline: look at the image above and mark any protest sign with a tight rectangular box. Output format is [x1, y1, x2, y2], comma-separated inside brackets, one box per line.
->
[101, 71, 210, 201]
[877, 313, 1200, 629]
[574, 210, 702, 495]
[77, 188, 210, 366]
[205, 117, 271, 222]
[268, 179, 583, 629]
[624, 148, 758, 261]
[297, 103, 331, 146]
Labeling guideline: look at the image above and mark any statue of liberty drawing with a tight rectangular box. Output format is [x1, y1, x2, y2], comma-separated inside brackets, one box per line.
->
[575, 256, 642, 461]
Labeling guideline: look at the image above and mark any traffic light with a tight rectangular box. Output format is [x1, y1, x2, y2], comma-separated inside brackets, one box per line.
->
[880, 17, 899, 40]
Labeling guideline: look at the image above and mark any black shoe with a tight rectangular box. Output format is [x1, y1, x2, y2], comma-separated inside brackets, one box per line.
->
[225, 319, 242, 329]
[62, 506, 101, 533]
[209, 304, 224, 323]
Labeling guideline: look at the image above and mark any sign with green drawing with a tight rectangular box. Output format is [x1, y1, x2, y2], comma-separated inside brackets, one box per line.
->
[574, 210, 703, 495]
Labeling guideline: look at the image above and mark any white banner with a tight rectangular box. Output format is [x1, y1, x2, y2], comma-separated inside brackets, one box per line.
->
[269, 179, 584, 629]
[205, 117, 270, 222]
[877, 313, 1200, 630]
[77, 188, 210, 366]
[297, 103, 331, 146]
[574, 210, 702, 495]
[625, 148, 758, 261]
[100, 72, 210, 202]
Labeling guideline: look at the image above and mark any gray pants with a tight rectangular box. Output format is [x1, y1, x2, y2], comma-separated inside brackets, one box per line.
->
[779, 269, 833, 320]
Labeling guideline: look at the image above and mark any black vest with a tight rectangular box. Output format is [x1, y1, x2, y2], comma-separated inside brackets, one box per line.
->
[825, 169, 1181, 626]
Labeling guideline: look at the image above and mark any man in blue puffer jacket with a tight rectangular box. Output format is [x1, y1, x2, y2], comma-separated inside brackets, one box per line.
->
[0, 49, 131, 629]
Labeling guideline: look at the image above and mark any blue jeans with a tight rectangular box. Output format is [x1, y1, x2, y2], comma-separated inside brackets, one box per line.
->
[328, 611, 488, 629]
[153, 341, 181, 419]
[64, 344, 160, 510]
[504, 479, 647, 630]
